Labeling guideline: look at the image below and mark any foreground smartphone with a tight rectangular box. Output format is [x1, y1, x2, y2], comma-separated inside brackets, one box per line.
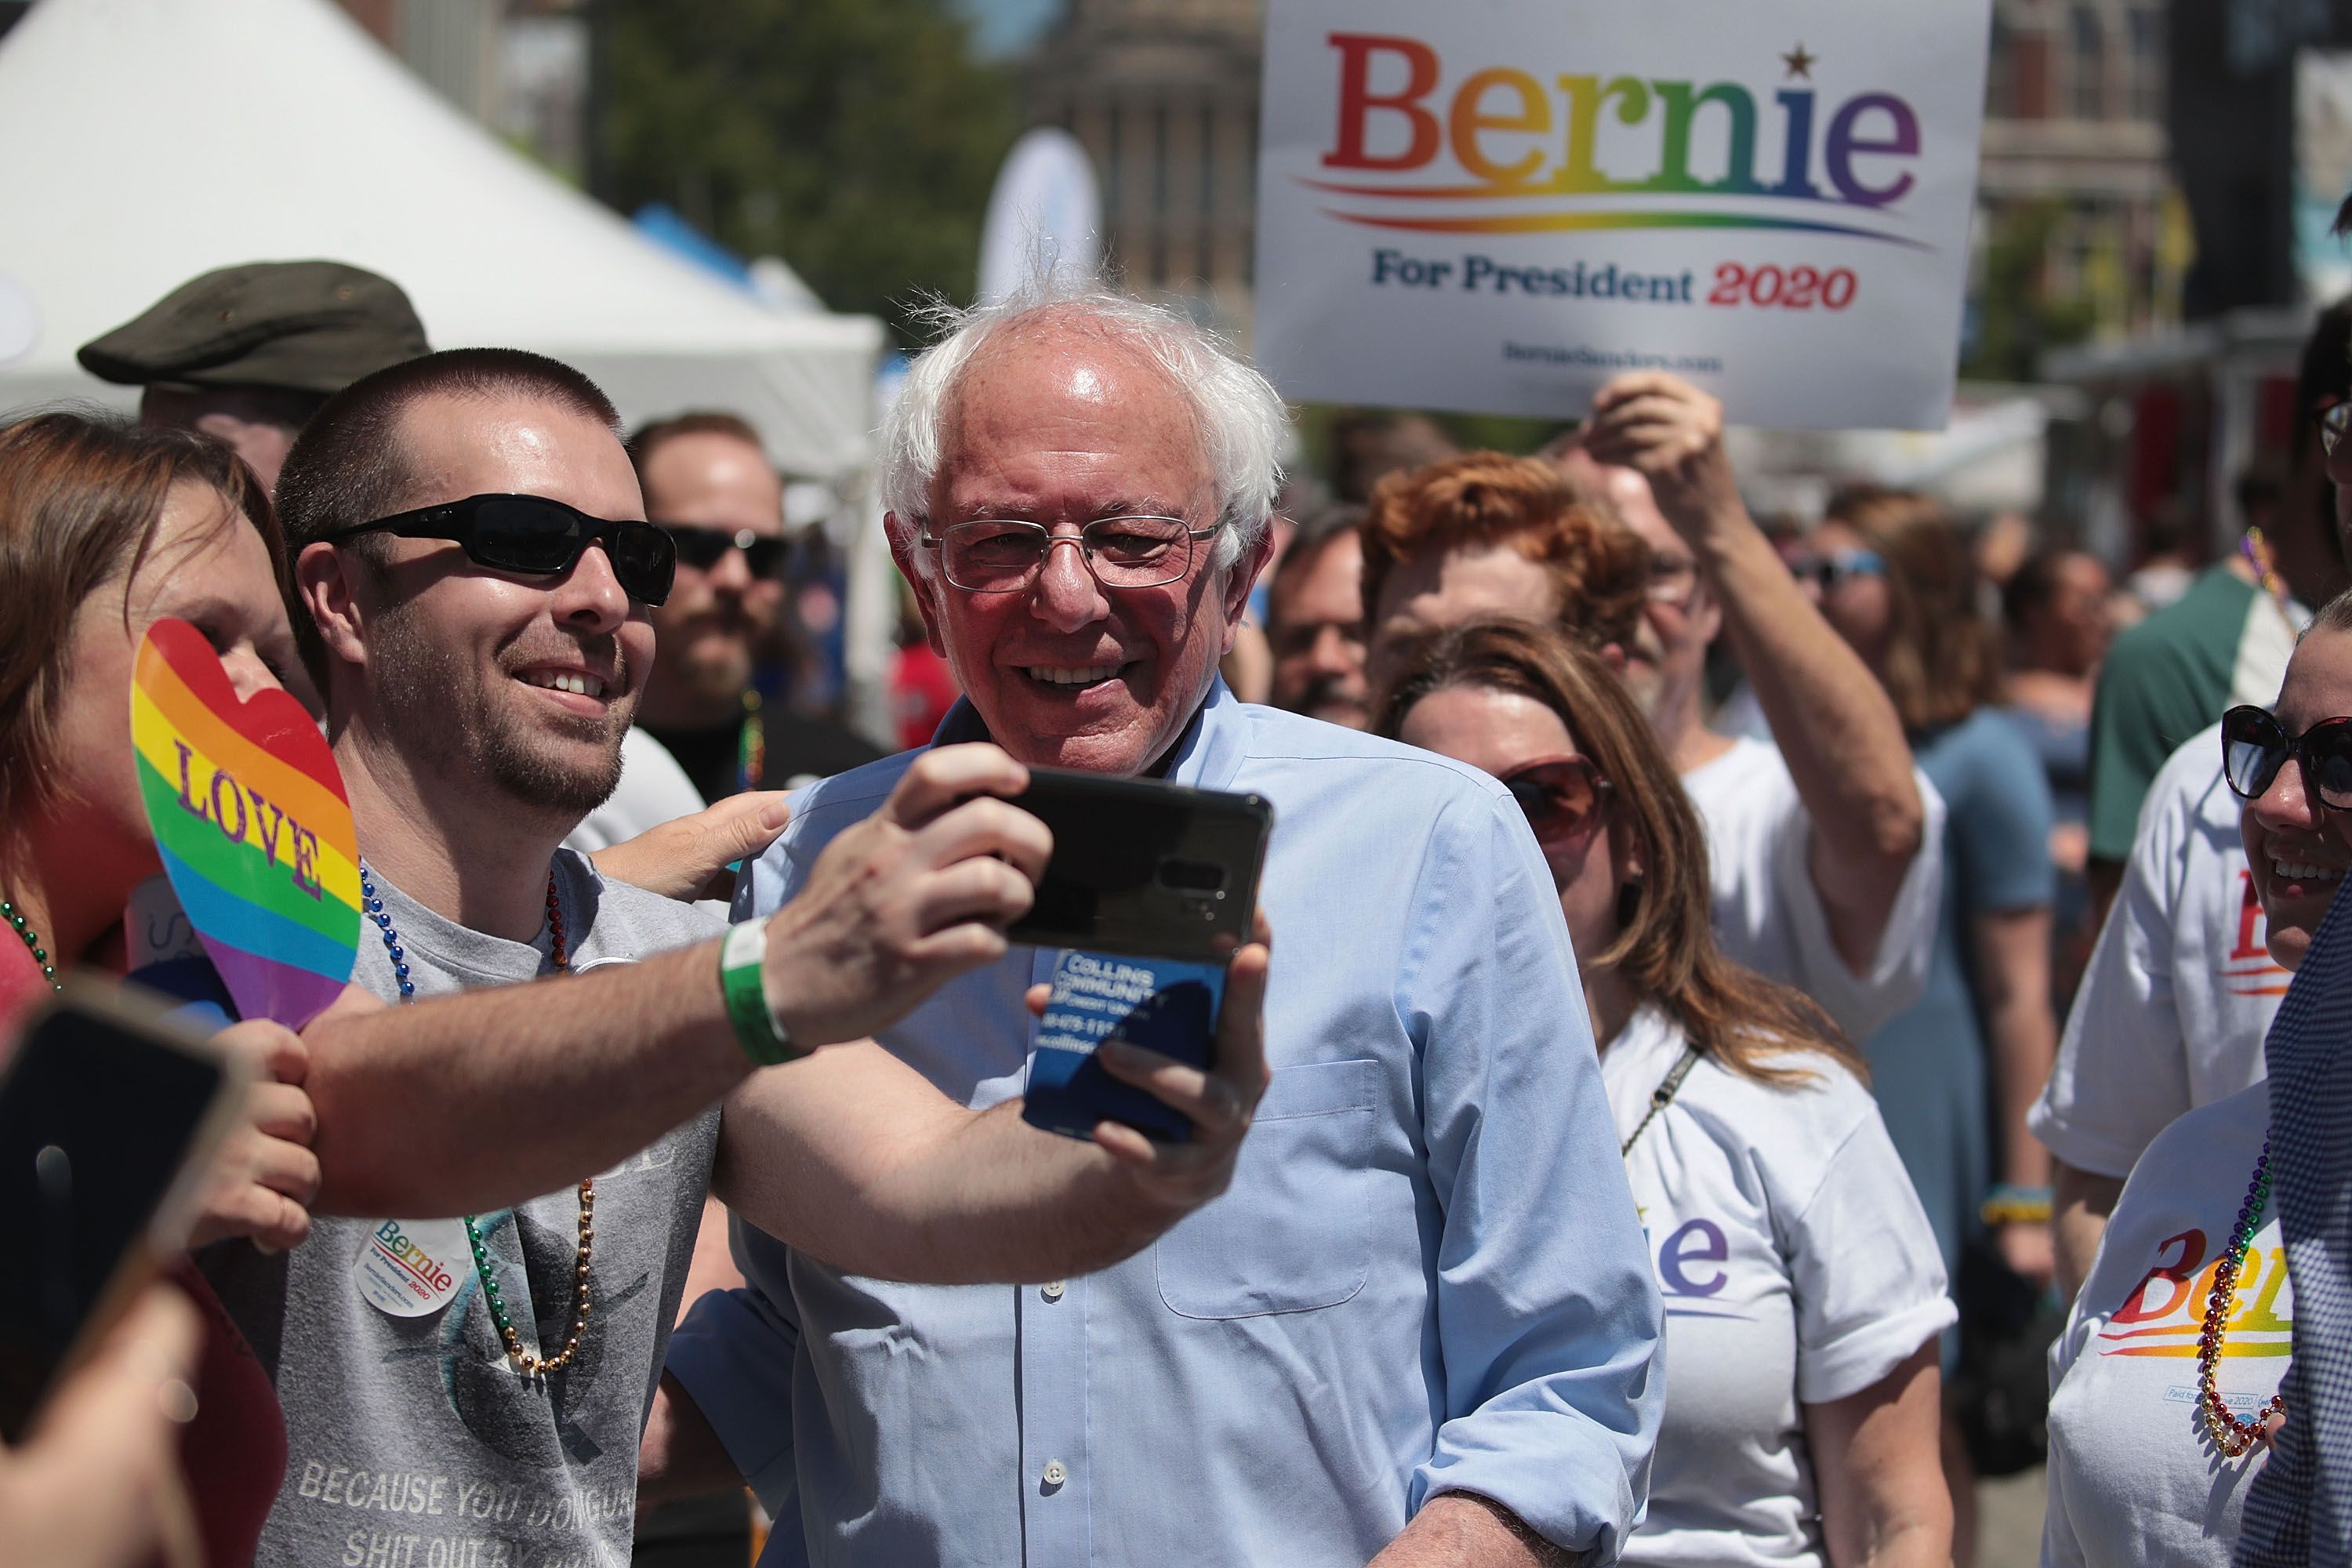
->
[1009, 771, 1273, 1143]
[0, 982, 249, 1441]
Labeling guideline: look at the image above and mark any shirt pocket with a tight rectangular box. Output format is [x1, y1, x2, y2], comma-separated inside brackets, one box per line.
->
[1154, 1058, 1377, 1319]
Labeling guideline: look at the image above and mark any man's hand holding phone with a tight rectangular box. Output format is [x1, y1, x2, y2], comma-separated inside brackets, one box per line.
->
[760, 744, 1051, 1050]
[1025, 912, 1272, 1214]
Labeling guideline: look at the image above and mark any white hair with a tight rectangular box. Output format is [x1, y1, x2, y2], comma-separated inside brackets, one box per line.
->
[878, 281, 1288, 575]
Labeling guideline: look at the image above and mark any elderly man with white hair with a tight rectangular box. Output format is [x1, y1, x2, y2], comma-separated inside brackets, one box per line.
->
[654, 288, 1665, 1566]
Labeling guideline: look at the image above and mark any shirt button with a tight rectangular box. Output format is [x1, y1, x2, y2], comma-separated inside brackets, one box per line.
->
[1042, 1280, 1065, 1301]
[1042, 1460, 1068, 1489]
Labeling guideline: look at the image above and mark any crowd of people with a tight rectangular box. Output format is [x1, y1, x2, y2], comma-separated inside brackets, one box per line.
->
[2, 243, 2350, 1568]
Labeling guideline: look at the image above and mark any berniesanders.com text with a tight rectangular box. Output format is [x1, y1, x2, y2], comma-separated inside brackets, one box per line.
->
[1503, 341, 1724, 374]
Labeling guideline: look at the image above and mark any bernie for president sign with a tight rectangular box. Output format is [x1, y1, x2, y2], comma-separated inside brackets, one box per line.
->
[1251, 0, 1991, 430]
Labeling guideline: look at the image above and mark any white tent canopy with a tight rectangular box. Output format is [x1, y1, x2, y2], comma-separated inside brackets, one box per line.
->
[0, 0, 885, 480]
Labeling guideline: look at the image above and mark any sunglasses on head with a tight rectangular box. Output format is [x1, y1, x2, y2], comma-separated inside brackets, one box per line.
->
[1497, 755, 1613, 848]
[1791, 548, 1887, 592]
[667, 524, 788, 579]
[2221, 704, 2352, 808]
[324, 493, 677, 607]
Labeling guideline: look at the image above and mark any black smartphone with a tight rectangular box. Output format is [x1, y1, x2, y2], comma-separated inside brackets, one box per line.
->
[1009, 771, 1273, 1143]
[1004, 769, 1274, 962]
[0, 982, 249, 1442]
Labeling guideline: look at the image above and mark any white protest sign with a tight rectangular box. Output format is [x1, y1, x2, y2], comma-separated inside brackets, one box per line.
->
[1252, 0, 1991, 430]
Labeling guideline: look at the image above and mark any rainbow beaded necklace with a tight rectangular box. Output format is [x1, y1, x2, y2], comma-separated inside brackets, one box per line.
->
[2196, 1142, 2288, 1458]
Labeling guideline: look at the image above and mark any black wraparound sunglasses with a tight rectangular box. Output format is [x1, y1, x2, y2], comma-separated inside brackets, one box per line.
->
[323, 493, 677, 607]
[2221, 704, 2352, 808]
[666, 523, 788, 579]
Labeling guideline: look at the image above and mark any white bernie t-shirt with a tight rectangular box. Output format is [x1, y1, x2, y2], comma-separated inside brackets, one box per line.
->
[2030, 726, 2284, 1180]
[2042, 1082, 2288, 1568]
[1681, 738, 1946, 1044]
[1602, 1007, 1955, 1568]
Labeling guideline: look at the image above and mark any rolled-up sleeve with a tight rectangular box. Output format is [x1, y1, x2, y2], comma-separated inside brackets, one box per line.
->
[1401, 793, 1665, 1555]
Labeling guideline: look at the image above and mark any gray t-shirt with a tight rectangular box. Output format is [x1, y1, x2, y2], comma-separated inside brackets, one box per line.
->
[205, 850, 724, 1568]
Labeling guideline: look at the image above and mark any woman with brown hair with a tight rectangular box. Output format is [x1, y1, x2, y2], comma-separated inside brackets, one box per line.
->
[0, 409, 321, 1566]
[1379, 618, 1954, 1568]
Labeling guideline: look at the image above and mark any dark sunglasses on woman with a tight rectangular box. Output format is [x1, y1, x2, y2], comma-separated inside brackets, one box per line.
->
[1498, 755, 1614, 849]
[2220, 704, 2352, 808]
[323, 492, 677, 607]
[667, 524, 789, 579]
[1789, 548, 1886, 593]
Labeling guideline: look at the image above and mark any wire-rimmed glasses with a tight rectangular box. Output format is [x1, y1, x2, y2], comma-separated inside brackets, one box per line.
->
[920, 515, 1221, 593]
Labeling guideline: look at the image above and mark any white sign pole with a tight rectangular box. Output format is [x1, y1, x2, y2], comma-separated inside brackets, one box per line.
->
[1252, 1, 1991, 430]
[977, 128, 1105, 305]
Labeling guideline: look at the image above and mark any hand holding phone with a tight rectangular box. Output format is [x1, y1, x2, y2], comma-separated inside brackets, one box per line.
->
[0, 984, 251, 1444]
[1023, 910, 1272, 1204]
[1007, 771, 1274, 1144]
[0, 1286, 205, 1568]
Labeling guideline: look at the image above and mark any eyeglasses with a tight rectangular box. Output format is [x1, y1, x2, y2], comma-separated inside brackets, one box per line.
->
[2221, 704, 2352, 808]
[920, 516, 1222, 593]
[1646, 555, 1700, 608]
[1497, 755, 1614, 848]
[667, 524, 788, 579]
[2317, 400, 2352, 458]
[325, 493, 676, 607]
[1791, 548, 1887, 592]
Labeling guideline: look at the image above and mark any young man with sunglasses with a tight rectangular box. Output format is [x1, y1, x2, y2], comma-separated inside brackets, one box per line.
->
[662, 289, 1664, 1567]
[212, 347, 1272, 1568]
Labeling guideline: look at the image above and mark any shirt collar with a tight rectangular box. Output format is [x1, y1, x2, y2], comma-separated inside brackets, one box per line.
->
[927, 677, 1250, 792]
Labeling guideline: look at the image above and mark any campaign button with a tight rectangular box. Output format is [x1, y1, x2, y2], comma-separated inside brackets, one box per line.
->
[354, 1217, 469, 1317]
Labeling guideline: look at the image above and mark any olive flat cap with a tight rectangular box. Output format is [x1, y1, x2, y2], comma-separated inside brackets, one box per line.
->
[78, 260, 430, 395]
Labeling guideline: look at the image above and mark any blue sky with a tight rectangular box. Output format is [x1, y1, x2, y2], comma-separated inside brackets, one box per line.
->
[952, 0, 1062, 57]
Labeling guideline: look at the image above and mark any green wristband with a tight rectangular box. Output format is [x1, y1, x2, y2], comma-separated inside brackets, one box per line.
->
[719, 920, 798, 1066]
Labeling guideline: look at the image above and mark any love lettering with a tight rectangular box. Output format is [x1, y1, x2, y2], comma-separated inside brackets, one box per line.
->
[1323, 33, 1921, 208]
[172, 740, 325, 899]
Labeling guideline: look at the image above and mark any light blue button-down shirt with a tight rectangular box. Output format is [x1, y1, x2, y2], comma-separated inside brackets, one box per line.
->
[670, 682, 1664, 1566]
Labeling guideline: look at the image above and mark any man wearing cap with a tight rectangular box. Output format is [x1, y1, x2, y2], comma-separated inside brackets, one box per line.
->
[78, 260, 429, 492]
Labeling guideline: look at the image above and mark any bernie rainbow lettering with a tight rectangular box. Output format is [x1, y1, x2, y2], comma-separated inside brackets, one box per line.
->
[1304, 33, 1930, 248]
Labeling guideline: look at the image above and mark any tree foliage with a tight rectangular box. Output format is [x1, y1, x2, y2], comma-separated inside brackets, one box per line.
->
[601, 0, 1019, 342]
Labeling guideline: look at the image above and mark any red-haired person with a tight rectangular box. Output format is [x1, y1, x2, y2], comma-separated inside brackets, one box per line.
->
[1381, 619, 1953, 1568]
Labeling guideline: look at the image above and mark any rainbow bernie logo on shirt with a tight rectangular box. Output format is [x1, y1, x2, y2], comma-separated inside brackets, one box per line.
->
[2095, 1226, 2292, 1359]
[130, 616, 360, 1029]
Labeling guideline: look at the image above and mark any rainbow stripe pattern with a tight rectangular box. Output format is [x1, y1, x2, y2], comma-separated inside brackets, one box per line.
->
[130, 617, 359, 1028]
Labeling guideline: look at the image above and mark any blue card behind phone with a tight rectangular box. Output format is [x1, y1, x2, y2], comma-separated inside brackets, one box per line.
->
[1025, 949, 1227, 1143]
